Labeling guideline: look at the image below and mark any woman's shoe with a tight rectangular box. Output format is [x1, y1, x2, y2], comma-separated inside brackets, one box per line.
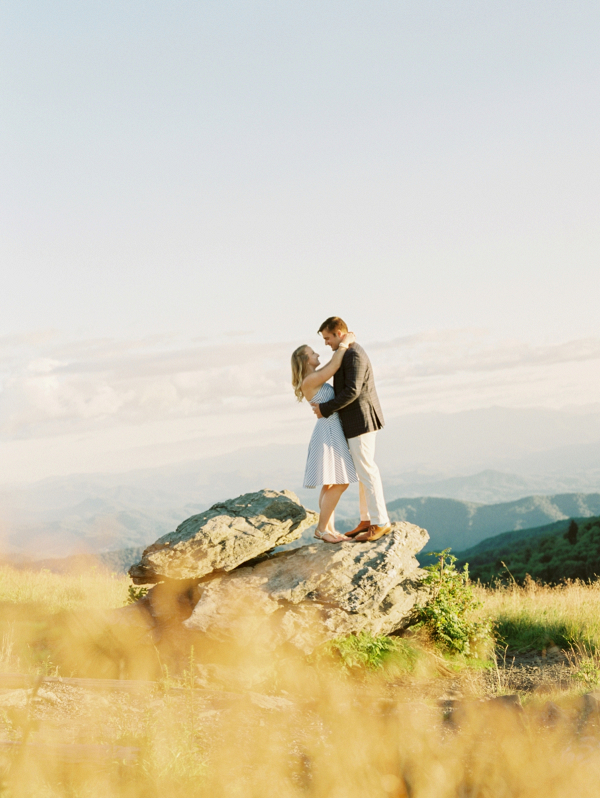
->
[314, 529, 347, 544]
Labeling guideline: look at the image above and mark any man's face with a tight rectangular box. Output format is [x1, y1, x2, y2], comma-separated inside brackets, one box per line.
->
[321, 329, 343, 351]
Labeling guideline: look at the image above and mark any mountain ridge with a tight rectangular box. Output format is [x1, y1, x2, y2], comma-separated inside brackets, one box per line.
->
[382, 492, 600, 551]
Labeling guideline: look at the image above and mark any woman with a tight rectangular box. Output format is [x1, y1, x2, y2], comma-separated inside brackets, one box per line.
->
[291, 333, 358, 543]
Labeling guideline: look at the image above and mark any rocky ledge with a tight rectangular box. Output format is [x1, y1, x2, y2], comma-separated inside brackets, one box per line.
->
[126, 489, 430, 655]
[129, 489, 318, 584]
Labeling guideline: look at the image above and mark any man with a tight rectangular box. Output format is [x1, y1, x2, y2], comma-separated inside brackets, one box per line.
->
[311, 316, 391, 542]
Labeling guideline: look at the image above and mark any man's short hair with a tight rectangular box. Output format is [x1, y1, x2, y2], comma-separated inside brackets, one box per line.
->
[318, 316, 349, 335]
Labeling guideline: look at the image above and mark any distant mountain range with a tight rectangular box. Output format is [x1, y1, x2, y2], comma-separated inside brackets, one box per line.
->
[8, 495, 600, 580]
[1, 445, 599, 558]
[1, 402, 599, 557]
[382, 493, 600, 552]
[383, 468, 600, 505]
[2, 472, 600, 559]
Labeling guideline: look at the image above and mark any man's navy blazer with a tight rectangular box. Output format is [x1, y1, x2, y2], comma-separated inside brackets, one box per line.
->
[318, 343, 384, 439]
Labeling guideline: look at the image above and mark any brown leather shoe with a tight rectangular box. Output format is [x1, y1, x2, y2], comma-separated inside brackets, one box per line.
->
[344, 520, 371, 538]
[355, 523, 392, 542]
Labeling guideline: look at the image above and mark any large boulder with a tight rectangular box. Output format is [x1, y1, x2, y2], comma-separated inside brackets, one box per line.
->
[183, 521, 429, 654]
[129, 490, 318, 584]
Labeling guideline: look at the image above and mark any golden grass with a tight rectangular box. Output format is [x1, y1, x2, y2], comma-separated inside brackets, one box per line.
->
[2, 566, 600, 796]
[0, 564, 131, 675]
[0, 564, 130, 613]
[479, 578, 600, 651]
[3, 654, 600, 798]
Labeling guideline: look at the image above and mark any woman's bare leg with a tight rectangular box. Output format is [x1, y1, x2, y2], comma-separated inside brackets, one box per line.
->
[327, 509, 335, 533]
[316, 484, 348, 542]
[320, 486, 336, 532]
[319, 486, 328, 513]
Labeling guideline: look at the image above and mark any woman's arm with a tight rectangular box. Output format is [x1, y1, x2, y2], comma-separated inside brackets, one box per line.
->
[317, 347, 366, 417]
[301, 333, 355, 398]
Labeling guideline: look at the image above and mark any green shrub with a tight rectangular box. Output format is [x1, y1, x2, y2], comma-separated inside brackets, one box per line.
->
[324, 631, 400, 671]
[125, 584, 149, 605]
[573, 656, 600, 688]
[417, 549, 493, 656]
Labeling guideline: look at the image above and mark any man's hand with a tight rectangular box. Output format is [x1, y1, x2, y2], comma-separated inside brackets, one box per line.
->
[311, 403, 324, 419]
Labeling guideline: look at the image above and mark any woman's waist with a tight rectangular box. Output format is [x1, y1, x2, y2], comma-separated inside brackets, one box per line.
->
[315, 411, 339, 422]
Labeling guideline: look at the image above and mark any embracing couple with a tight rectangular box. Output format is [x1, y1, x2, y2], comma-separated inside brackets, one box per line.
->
[291, 316, 391, 544]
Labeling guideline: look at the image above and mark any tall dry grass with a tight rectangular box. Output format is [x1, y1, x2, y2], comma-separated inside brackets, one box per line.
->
[3, 645, 600, 798]
[479, 578, 600, 651]
[2, 566, 600, 796]
[0, 563, 129, 613]
[0, 563, 130, 675]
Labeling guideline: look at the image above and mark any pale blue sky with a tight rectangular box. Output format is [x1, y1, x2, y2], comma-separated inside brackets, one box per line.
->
[1, 1, 599, 481]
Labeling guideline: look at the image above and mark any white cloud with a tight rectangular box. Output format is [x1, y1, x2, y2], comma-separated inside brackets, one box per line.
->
[0, 333, 292, 439]
[371, 329, 600, 380]
[1, 328, 599, 442]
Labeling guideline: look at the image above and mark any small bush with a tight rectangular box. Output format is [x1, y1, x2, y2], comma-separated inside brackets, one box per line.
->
[573, 656, 600, 688]
[324, 631, 400, 671]
[126, 584, 149, 605]
[417, 549, 493, 656]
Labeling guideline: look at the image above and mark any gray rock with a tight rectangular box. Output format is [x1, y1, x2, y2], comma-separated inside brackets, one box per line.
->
[129, 490, 318, 583]
[184, 521, 429, 654]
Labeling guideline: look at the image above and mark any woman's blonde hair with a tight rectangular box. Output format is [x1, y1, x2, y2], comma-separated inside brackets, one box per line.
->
[291, 345, 310, 402]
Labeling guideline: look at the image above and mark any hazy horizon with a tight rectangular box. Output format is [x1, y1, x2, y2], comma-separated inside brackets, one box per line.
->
[2, 402, 600, 556]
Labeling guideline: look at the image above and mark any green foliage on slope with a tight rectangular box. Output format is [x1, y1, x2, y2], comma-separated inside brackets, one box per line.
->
[455, 515, 600, 584]
[416, 550, 493, 655]
[323, 631, 402, 671]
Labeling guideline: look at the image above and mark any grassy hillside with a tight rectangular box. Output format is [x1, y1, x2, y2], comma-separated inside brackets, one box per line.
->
[386, 492, 600, 551]
[455, 515, 600, 584]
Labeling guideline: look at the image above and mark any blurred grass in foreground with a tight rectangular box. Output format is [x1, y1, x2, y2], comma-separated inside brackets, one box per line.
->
[2, 566, 600, 795]
[5, 665, 600, 798]
[0, 564, 130, 675]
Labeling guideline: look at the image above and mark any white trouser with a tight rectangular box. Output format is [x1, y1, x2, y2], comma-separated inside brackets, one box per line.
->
[347, 431, 389, 526]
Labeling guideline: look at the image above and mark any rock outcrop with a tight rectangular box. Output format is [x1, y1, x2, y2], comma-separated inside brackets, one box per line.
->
[183, 521, 429, 653]
[126, 489, 430, 656]
[129, 490, 317, 584]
